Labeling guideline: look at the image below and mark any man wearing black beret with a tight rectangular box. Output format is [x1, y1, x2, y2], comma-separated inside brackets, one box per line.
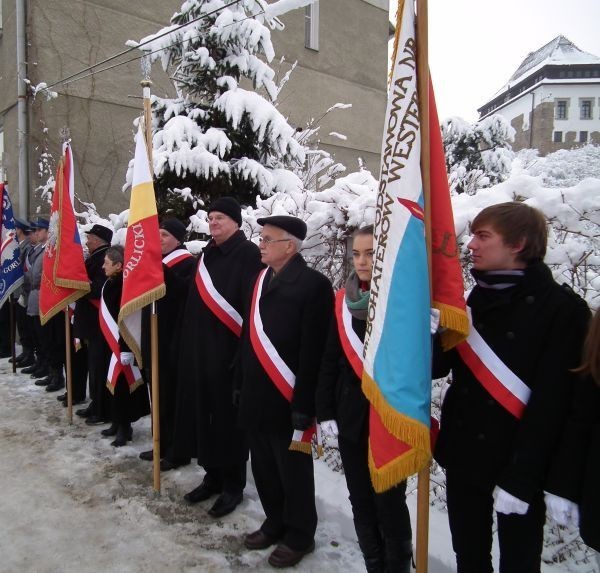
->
[237, 215, 334, 568]
[170, 197, 263, 518]
[138, 218, 196, 466]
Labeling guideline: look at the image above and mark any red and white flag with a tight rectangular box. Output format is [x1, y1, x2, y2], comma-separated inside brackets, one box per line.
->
[40, 144, 90, 324]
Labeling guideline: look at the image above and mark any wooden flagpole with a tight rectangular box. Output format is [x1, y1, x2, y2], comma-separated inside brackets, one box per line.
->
[9, 299, 16, 374]
[416, 0, 431, 572]
[64, 308, 74, 424]
[141, 78, 161, 494]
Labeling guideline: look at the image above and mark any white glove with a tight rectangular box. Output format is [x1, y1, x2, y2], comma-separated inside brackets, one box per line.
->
[320, 419, 339, 438]
[430, 308, 441, 334]
[493, 486, 529, 515]
[120, 352, 135, 366]
[17, 295, 26, 308]
[544, 492, 579, 526]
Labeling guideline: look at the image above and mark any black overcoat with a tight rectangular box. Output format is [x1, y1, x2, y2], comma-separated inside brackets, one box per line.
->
[434, 262, 590, 504]
[172, 231, 262, 466]
[237, 253, 334, 434]
[316, 310, 368, 442]
[73, 245, 109, 340]
[546, 374, 600, 552]
[101, 274, 150, 424]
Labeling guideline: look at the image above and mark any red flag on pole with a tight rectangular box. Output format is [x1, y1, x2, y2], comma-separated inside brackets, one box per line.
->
[40, 144, 90, 324]
[118, 125, 165, 366]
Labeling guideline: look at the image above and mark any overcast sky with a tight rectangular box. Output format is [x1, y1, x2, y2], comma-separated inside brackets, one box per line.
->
[389, 0, 600, 122]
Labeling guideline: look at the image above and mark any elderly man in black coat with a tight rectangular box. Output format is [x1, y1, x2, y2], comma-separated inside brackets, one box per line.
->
[170, 197, 263, 518]
[74, 224, 113, 425]
[237, 215, 334, 569]
[433, 202, 590, 573]
[138, 217, 196, 466]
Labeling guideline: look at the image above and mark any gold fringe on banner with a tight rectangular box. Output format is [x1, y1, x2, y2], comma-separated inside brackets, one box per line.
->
[434, 301, 470, 351]
[288, 440, 312, 455]
[39, 287, 87, 326]
[368, 441, 430, 494]
[362, 372, 432, 453]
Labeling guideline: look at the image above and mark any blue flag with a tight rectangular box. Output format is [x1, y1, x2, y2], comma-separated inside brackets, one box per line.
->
[0, 184, 24, 308]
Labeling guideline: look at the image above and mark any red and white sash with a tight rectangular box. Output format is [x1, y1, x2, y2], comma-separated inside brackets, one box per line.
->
[195, 254, 243, 337]
[249, 268, 317, 455]
[99, 283, 143, 394]
[456, 307, 531, 419]
[335, 289, 364, 379]
[163, 248, 193, 268]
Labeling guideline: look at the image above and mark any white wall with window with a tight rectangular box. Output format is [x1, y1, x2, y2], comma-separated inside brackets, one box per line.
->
[550, 83, 600, 141]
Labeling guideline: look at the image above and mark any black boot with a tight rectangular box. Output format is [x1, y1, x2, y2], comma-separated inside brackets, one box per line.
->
[21, 360, 41, 374]
[30, 364, 49, 379]
[35, 374, 53, 386]
[354, 520, 385, 573]
[384, 538, 412, 573]
[101, 423, 119, 437]
[16, 352, 35, 368]
[46, 368, 65, 392]
[111, 423, 132, 447]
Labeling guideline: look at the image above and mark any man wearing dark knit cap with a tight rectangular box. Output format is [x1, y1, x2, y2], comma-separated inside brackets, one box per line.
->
[139, 217, 196, 465]
[73, 224, 113, 424]
[170, 197, 263, 518]
[237, 215, 334, 568]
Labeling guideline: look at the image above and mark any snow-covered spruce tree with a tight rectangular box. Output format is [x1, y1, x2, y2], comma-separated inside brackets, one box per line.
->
[442, 114, 515, 195]
[126, 0, 308, 219]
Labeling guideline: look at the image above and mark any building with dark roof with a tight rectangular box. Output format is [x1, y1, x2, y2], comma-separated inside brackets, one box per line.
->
[478, 35, 600, 155]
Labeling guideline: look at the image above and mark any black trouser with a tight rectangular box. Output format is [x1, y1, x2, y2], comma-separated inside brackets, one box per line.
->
[15, 302, 33, 352]
[86, 336, 111, 420]
[338, 434, 412, 567]
[249, 430, 317, 552]
[43, 313, 66, 370]
[445, 469, 546, 573]
[70, 341, 88, 401]
[202, 463, 246, 496]
[0, 302, 10, 353]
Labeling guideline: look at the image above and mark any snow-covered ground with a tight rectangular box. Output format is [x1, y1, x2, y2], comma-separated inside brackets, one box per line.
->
[0, 357, 595, 572]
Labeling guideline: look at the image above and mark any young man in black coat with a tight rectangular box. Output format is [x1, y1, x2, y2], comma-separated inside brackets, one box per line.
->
[73, 224, 113, 424]
[433, 202, 590, 573]
[170, 198, 263, 518]
[237, 215, 334, 569]
[138, 218, 196, 467]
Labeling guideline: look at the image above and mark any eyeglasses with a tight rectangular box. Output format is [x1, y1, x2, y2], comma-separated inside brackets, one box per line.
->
[258, 237, 292, 245]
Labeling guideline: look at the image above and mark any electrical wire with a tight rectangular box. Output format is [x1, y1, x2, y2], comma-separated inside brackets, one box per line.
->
[39, 0, 245, 92]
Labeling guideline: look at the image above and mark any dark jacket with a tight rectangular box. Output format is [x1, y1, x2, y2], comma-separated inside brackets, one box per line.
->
[73, 244, 110, 339]
[434, 262, 590, 503]
[546, 374, 600, 552]
[316, 308, 368, 442]
[172, 231, 262, 466]
[238, 253, 334, 434]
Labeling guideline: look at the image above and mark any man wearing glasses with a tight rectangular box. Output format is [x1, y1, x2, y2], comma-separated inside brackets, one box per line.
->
[237, 215, 334, 568]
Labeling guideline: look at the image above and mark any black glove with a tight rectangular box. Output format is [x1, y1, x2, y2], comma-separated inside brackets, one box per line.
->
[291, 411, 312, 431]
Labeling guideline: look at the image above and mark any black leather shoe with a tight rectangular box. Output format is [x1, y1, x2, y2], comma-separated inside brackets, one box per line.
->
[160, 457, 190, 471]
[21, 363, 40, 374]
[30, 366, 49, 379]
[85, 415, 107, 426]
[35, 376, 52, 386]
[268, 542, 315, 568]
[76, 406, 93, 418]
[17, 354, 36, 368]
[244, 529, 279, 550]
[101, 423, 119, 437]
[46, 379, 65, 392]
[208, 492, 243, 518]
[139, 450, 154, 461]
[61, 398, 85, 407]
[183, 481, 222, 504]
[57, 393, 67, 401]
[0, 349, 12, 359]
[111, 424, 132, 447]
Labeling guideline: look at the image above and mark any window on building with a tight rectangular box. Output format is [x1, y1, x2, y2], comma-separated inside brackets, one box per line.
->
[580, 99, 593, 119]
[580, 131, 588, 143]
[304, 1, 319, 51]
[555, 100, 568, 120]
[553, 131, 563, 143]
